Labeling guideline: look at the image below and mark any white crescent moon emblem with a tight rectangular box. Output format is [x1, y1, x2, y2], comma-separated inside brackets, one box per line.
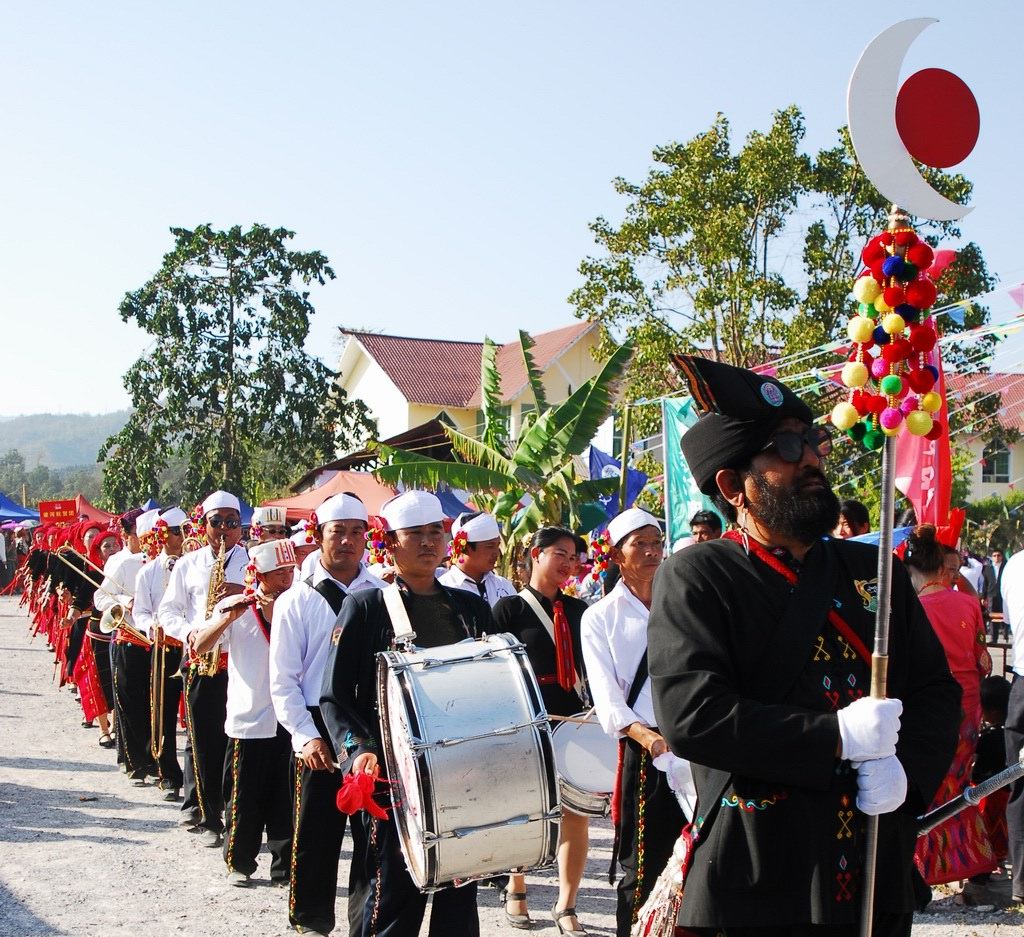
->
[847, 18, 972, 222]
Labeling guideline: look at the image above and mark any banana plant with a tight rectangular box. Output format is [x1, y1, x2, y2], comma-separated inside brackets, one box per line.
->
[371, 333, 633, 575]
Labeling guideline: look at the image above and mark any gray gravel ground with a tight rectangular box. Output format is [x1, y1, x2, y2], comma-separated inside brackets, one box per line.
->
[0, 594, 1020, 936]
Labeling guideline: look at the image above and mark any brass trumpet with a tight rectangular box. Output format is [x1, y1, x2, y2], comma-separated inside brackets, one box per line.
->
[99, 603, 152, 649]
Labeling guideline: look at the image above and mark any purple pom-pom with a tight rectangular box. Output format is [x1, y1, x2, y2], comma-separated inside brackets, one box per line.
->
[900, 395, 919, 415]
[880, 407, 903, 430]
[871, 358, 889, 379]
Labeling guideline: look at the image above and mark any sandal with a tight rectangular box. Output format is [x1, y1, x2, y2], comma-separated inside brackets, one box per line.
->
[500, 889, 533, 929]
[81, 720, 96, 728]
[551, 905, 587, 935]
[98, 732, 116, 749]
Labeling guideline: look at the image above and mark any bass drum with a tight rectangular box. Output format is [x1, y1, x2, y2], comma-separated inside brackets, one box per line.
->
[378, 633, 560, 891]
[551, 714, 617, 817]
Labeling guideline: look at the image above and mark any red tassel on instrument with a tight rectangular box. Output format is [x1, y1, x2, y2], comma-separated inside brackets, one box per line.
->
[336, 771, 390, 820]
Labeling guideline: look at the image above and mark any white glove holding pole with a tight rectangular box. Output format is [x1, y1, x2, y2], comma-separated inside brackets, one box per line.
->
[852, 755, 907, 815]
[837, 697, 902, 762]
[653, 751, 697, 821]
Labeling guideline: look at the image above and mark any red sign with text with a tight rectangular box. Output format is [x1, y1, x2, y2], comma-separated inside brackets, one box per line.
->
[38, 499, 78, 526]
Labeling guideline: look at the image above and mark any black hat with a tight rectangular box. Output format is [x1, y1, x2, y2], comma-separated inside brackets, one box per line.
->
[671, 355, 815, 495]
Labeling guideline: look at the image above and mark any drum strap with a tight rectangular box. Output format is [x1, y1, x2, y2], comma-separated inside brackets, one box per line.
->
[519, 589, 585, 699]
[382, 583, 416, 644]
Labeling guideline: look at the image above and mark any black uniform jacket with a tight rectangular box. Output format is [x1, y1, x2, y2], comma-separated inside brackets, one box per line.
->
[319, 580, 494, 771]
[648, 535, 960, 928]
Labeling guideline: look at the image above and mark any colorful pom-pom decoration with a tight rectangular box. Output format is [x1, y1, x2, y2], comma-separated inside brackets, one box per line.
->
[837, 214, 946, 450]
[365, 524, 389, 566]
[588, 530, 612, 581]
[448, 530, 469, 561]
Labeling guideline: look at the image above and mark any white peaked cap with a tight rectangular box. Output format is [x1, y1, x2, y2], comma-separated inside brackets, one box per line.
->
[380, 490, 443, 531]
[607, 508, 661, 547]
[159, 507, 188, 527]
[202, 490, 241, 514]
[290, 531, 313, 547]
[453, 512, 500, 542]
[252, 505, 286, 526]
[136, 509, 162, 537]
[316, 493, 369, 525]
[250, 539, 297, 573]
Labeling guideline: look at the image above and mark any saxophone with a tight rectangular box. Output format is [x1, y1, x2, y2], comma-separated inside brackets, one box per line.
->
[196, 539, 227, 677]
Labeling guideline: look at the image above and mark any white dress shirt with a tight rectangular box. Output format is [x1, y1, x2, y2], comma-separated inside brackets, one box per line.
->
[270, 561, 384, 753]
[959, 556, 985, 593]
[299, 549, 321, 579]
[1000, 550, 1024, 676]
[438, 565, 517, 608]
[217, 594, 279, 739]
[94, 548, 146, 612]
[581, 578, 657, 737]
[158, 544, 249, 645]
[133, 552, 180, 639]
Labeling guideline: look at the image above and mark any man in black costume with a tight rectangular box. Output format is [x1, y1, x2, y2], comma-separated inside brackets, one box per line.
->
[648, 355, 960, 937]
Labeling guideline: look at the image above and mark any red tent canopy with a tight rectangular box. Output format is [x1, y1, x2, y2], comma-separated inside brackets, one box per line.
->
[75, 494, 115, 523]
[261, 471, 397, 522]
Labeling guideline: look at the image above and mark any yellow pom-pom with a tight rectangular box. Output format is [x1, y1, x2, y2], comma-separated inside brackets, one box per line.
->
[881, 423, 901, 437]
[841, 361, 869, 389]
[831, 402, 860, 431]
[847, 316, 875, 344]
[853, 277, 881, 304]
[905, 410, 933, 436]
[882, 313, 906, 335]
[920, 392, 942, 413]
[874, 295, 893, 315]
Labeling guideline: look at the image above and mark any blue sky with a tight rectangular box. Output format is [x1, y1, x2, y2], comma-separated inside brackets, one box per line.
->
[1, 1, 1020, 416]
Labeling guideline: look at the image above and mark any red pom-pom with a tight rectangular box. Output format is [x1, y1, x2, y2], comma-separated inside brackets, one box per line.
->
[867, 394, 887, 415]
[880, 232, 894, 246]
[906, 243, 934, 269]
[852, 390, 870, 415]
[883, 286, 906, 307]
[862, 238, 886, 265]
[907, 368, 935, 393]
[905, 278, 937, 309]
[869, 261, 885, 283]
[894, 231, 918, 247]
[925, 422, 943, 441]
[908, 327, 937, 353]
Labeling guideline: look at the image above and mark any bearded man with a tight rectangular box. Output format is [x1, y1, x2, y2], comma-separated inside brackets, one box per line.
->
[647, 356, 960, 937]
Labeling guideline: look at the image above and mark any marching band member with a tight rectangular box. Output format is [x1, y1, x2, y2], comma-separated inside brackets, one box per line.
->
[87, 528, 121, 749]
[581, 508, 693, 936]
[290, 528, 319, 568]
[251, 506, 289, 543]
[96, 508, 152, 783]
[437, 510, 516, 606]
[320, 490, 493, 937]
[133, 507, 188, 801]
[271, 493, 383, 937]
[192, 538, 297, 888]
[493, 528, 591, 934]
[159, 490, 249, 846]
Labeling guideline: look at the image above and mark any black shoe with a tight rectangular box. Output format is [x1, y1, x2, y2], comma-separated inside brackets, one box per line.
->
[482, 874, 510, 890]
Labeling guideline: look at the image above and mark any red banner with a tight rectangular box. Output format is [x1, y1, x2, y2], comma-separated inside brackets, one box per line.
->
[38, 499, 79, 526]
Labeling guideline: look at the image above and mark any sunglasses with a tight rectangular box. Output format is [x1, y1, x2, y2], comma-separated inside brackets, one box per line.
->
[166, 526, 182, 536]
[761, 427, 833, 463]
[207, 516, 241, 530]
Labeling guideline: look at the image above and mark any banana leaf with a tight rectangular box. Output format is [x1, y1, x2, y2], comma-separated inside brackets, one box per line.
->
[479, 337, 508, 449]
[370, 442, 514, 493]
[519, 329, 548, 410]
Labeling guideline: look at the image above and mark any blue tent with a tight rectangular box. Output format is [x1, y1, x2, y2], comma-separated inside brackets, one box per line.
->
[0, 492, 39, 522]
[142, 497, 161, 511]
[434, 485, 471, 520]
[238, 498, 254, 527]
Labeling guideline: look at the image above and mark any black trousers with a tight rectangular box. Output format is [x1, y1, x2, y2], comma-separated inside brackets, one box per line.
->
[222, 726, 293, 878]
[153, 645, 184, 788]
[360, 811, 478, 937]
[1005, 673, 1024, 899]
[65, 618, 88, 682]
[615, 739, 686, 936]
[691, 918, 913, 937]
[183, 666, 228, 833]
[289, 707, 368, 937]
[112, 641, 155, 775]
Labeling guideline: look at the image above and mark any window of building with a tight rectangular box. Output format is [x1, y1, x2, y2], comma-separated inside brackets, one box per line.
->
[982, 439, 1010, 484]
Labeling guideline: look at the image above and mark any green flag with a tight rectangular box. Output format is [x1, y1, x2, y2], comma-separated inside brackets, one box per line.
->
[662, 397, 724, 547]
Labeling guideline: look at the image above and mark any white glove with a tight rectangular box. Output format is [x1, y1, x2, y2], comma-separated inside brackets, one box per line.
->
[837, 697, 902, 762]
[852, 755, 907, 815]
[653, 751, 697, 821]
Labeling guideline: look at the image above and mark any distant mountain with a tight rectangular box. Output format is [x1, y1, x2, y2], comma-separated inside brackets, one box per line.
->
[0, 411, 130, 468]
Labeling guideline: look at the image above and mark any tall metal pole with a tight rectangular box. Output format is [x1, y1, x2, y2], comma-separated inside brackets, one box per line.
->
[618, 405, 633, 511]
[859, 433, 897, 937]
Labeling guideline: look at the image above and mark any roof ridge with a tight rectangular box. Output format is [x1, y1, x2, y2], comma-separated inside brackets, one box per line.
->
[340, 328, 484, 348]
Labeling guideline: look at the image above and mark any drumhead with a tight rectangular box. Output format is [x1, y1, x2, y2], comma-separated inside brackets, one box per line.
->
[551, 716, 617, 794]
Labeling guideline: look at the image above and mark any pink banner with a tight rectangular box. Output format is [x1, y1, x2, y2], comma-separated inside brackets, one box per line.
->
[894, 319, 951, 527]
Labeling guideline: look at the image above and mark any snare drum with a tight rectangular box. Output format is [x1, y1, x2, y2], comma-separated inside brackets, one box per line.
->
[377, 633, 560, 891]
[551, 714, 618, 817]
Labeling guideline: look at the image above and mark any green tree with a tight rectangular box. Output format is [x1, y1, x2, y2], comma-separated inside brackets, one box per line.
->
[371, 333, 632, 575]
[100, 224, 375, 508]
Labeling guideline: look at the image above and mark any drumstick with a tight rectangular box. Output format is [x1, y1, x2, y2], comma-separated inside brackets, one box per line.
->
[548, 713, 600, 725]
